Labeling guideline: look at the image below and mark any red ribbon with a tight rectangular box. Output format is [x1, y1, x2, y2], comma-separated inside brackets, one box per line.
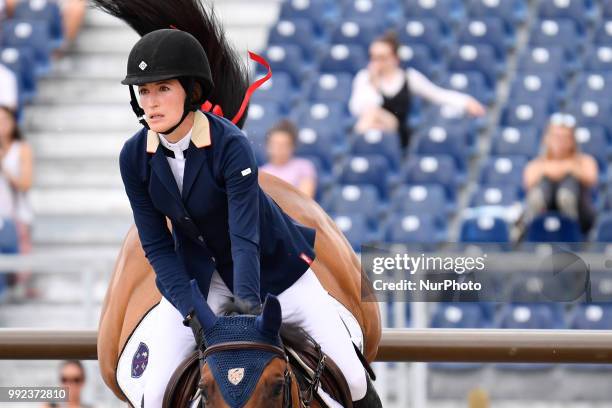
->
[200, 51, 273, 125]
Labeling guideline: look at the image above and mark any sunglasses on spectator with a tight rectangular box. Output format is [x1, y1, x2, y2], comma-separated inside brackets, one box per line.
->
[61, 376, 84, 384]
[549, 113, 576, 128]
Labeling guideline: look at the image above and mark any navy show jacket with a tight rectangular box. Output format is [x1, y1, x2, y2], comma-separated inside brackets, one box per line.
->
[119, 110, 316, 317]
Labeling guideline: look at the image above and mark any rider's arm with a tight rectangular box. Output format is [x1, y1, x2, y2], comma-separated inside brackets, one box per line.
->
[221, 133, 261, 307]
[119, 141, 193, 317]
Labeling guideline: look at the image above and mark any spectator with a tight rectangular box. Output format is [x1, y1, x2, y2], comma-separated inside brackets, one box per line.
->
[42, 360, 92, 408]
[260, 119, 317, 198]
[349, 31, 486, 149]
[0, 64, 18, 112]
[0, 106, 35, 296]
[523, 113, 598, 233]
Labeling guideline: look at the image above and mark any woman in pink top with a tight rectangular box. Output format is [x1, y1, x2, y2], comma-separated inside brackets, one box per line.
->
[260, 119, 317, 198]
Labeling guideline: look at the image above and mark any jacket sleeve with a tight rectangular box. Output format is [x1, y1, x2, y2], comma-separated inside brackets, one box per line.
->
[220, 134, 261, 306]
[119, 142, 193, 317]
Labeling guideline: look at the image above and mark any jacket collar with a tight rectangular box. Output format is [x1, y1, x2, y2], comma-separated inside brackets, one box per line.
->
[146, 110, 212, 153]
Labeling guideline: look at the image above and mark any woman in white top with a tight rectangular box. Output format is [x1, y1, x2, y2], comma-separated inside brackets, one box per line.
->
[0, 106, 34, 292]
[349, 31, 486, 149]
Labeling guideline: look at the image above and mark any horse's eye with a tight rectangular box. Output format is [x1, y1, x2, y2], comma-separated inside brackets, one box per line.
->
[272, 380, 284, 398]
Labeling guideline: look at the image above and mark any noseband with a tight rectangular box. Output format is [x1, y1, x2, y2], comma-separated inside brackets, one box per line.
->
[202, 341, 323, 408]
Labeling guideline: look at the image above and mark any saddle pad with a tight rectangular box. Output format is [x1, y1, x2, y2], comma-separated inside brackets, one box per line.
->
[116, 302, 162, 407]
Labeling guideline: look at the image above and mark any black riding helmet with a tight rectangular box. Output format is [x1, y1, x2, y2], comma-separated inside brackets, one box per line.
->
[122, 29, 214, 134]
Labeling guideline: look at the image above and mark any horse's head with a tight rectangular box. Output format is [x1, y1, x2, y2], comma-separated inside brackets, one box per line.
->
[189, 281, 301, 407]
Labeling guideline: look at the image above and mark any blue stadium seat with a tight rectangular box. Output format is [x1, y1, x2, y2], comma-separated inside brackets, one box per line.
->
[537, 0, 593, 33]
[350, 130, 403, 172]
[526, 212, 583, 242]
[278, 0, 339, 35]
[529, 19, 581, 59]
[418, 106, 482, 145]
[593, 20, 612, 45]
[268, 19, 322, 61]
[384, 213, 446, 244]
[568, 99, 612, 132]
[401, 155, 461, 200]
[604, 0, 612, 19]
[390, 184, 449, 216]
[594, 212, 612, 242]
[320, 44, 367, 75]
[338, 155, 392, 200]
[460, 216, 510, 243]
[13, 0, 63, 44]
[403, 0, 464, 29]
[572, 73, 612, 101]
[569, 304, 612, 330]
[397, 44, 441, 79]
[589, 272, 612, 302]
[260, 44, 309, 86]
[0, 219, 19, 254]
[490, 126, 540, 157]
[294, 101, 350, 137]
[343, 0, 403, 25]
[332, 213, 380, 250]
[456, 17, 511, 61]
[500, 100, 550, 128]
[583, 46, 612, 72]
[498, 303, 561, 329]
[310, 72, 353, 103]
[411, 126, 471, 172]
[574, 126, 609, 171]
[330, 19, 380, 48]
[470, 185, 520, 207]
[448, 44, 500, 88]
[1, 19, 51, 75]
[323, 184, 381, 227]
[466, 0, 527, 28]
[441, 71, 494, 105]
[431, 303, 488, 328]
[509, 73, 561, 111]
[0, 47, 36, 102]
[396, 18, 449, 59]
[295, 126, 343, 172]
[250, 72, 295, 112]
[242, 102, 282, 139]
[517, 46, 570, 76]
[479, 156, 527, 187]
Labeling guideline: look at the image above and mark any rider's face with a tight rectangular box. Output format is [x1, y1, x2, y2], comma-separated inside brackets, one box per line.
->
[137, 79, 186, 133]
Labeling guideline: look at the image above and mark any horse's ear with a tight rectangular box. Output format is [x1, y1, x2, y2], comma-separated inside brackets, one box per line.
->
[190, 279, 218, 330]
[256, 294, 282, 335]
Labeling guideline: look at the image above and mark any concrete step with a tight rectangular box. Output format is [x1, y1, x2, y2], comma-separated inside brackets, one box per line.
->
[73, 26, 139, 54]
[34, 161, 121, 188]
[32, 215, 132, 245]
[31, 187, 130, 215]
[23, 104, 137, 133]
[48, 53, 127, 79]
[35, 78, 127, 104]
[31, 132, 125, 159]
[83, 7, 128, 28]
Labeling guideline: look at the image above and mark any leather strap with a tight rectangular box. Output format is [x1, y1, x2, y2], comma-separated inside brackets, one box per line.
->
[202, 341, 285, 359]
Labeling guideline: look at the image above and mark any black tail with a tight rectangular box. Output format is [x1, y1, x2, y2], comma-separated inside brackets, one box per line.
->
[90, 0, 250, 128]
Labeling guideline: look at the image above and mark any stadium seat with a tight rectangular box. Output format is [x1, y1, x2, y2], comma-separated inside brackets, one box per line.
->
[456, 17, 511, 61]
[466, 0, 527, 28]
[526, 212, 583, 243]
[350, 130, 403, 172]
[320, 44, 368, 75]
[529, 19, 582, 58]
[568, 99, 612, 133]
[441, 71, 494, 105]
[330, 19, 380, 48]
[0, 219, 19, 254]
[431, 303, 488, 328]
[569, 304, 612, 330]
[13, 0, 63, 44]
[459, 216, 510, 243]
[572, 72, 612, 102]
[574, 126, 609, 171]
[0, 47, 36, 102]
[338, 154, 392, 200]
[418, 106, 482, 145]
[250, 72, 296, 112]
[448, 44, 500, 88]
[294, 101, 350, 137]
[396, 17, 449, 59]
[517, 46, 570, 76]
[267, 19, 322, 61]
[403, 0, 464, 29]
[411, 126, 472, 172]
[500, 100, 550, 128]
[390, 184, 449, 216]
[242, 102, 282, 139]
[479, 156, 527, 187]
[594, 212, 612, 242]
[583, 46, 612, 72]
[509, 73, 561, 111]
[310, 72, 353, 103]
[537, 0, 593, 33]
[384, 213, 446, 244]
[401, 155, 461, 200]
[490, 126, 540, 158]
[278, 0, 339, 35]
[295, 126, 344, 172]
[397, 44, 441, 79]
[332, 213, 380, 250]
[259, 44, 310, 86]
[593, 20, 612, 46]
[470, 185, 520, 207]
[1, 19, 52, 75]
[498, 303, 561, 330]
[604, 0, 612, 19]
[343, 0, 403, 25]
[589, 271, 612, 303]
[322, 184, 381, 227]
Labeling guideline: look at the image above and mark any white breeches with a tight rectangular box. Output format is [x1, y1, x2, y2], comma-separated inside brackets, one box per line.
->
[142, 268, 367, 407]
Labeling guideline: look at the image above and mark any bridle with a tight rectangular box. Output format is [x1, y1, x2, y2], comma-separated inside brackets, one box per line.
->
[201, 341, 326, 408]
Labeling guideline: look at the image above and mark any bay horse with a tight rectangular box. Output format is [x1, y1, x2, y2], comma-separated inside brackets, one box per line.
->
[98, 173, 381, 406]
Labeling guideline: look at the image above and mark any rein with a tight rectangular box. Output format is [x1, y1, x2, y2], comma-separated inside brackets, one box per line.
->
[202, 340, 327, 408]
